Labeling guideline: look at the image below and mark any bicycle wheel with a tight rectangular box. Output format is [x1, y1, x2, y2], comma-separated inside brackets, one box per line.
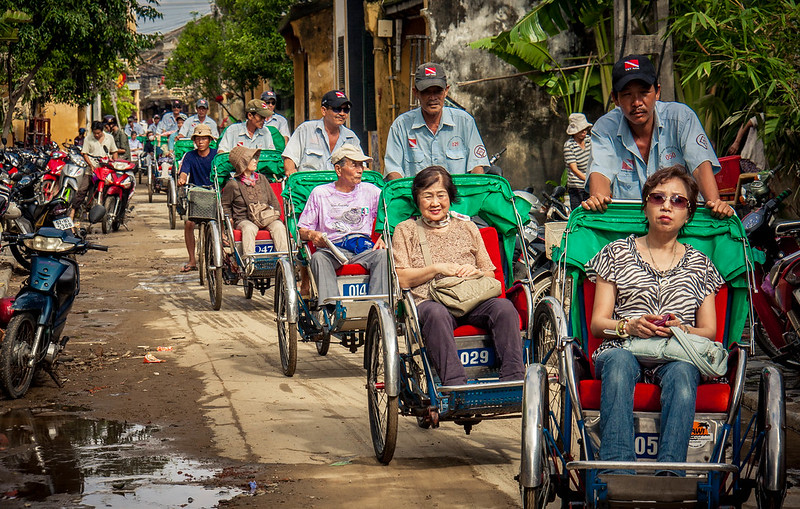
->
[243, 279, 254, 299]
[147, 163, 153, 203]
[366, 311, 398, 464]
[532, 300, 566, 448]
[197, 222, 206, 286]
[275, 263, 297, 377]
[205, 224, 222, 310]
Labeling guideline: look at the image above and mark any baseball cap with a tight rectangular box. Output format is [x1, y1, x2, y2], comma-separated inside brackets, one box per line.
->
[153, 113, 161, 119]
[612, 54, 657, 92]
[196, 98, 209, 109]
[260, 90, 277, 102]
[178, 113, 188, 121]
[414, 62, 447, 91]
[191, 124, 214, 140]
[331, 144, 372, 165]
[321, 90, 351, 108]
[245, 99, 270, 117]
[171, 99, 182, 109]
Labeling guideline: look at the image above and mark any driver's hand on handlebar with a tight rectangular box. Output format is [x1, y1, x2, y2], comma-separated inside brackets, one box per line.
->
[177, 172, 188, 186]
[581, 194, 612, 212]
[705, 198, 734, 218]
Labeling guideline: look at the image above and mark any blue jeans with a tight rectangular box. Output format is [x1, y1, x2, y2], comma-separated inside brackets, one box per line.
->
[594, 348, 700, 475]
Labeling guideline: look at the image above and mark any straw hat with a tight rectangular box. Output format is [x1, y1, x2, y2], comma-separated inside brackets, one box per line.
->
[566, 113, 593, 135]
[229, 146, 260, 176]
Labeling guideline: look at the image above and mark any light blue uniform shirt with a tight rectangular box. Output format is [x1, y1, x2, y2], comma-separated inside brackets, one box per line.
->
[217, 122, 275, 153]
[156, 113, 182, 135]
[265, 113, 290, 138]
[179, 115, 220, 139]
[384, 107, 489, 178]
[282, 119, 361, 172]
[587, 101, 720, 199]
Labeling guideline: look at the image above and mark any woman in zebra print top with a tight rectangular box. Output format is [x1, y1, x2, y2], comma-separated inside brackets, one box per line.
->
[587, 165, 724, 475]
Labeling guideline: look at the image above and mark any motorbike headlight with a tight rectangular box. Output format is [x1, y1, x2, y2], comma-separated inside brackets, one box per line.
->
[121, 176, 132, 189]
[23, 236, 73, 252]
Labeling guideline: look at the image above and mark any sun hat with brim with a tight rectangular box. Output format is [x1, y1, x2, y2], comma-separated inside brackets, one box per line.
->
[229, 146, 261, 176]
[191, 124, 214, 140]
[330, 144, 372, 165]
[566, 113, 593, 135]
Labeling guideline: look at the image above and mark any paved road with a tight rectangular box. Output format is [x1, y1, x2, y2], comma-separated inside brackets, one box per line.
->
[96, 191, 800, 507]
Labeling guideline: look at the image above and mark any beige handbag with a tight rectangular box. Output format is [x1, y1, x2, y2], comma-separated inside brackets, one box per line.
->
[416, 220, 501, 317]
[247, 202, 280, 228]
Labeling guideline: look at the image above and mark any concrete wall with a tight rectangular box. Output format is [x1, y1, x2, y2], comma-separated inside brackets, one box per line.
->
[426, 0, 572, 191]
[285, 8, 335, 124]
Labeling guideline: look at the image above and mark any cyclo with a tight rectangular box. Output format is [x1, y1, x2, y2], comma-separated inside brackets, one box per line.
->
[361, 174, 538, 464]
[169, 138, 219, 230]
[274, 170, 387, 377]
[520, 202, 786, 508]
[189, 149, 286, 310]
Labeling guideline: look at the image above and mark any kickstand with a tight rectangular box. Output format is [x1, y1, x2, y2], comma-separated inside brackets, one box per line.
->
[45, 365, 65, 388]
[121, 222, 132, 232]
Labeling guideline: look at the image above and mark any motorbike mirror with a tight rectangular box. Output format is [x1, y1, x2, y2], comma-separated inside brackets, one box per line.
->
[88, 204, 106, 224]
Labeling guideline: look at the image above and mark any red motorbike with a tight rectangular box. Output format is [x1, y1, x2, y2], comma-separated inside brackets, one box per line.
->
[98, 159, 135, 234]
[743, 188, 800, 369]
[41, 149, 69, 201]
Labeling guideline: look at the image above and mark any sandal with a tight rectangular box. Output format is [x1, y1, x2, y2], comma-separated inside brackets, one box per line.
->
[180, 264, 197, 272]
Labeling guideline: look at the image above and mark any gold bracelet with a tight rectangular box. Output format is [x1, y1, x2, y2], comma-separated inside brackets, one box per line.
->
[616, 318, 630, 338]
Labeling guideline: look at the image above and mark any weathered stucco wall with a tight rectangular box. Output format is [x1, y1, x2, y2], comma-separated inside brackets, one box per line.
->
[426, 0, 579, 191]
[288, 8, 335, 122]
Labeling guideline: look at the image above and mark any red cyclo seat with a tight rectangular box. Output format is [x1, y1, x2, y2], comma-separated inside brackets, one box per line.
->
[232, 230, 273, 242]
[336, 264, 369, 276]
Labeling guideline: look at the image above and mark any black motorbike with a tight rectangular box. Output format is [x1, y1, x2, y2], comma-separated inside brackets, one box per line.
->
[0, 207, 107, 399]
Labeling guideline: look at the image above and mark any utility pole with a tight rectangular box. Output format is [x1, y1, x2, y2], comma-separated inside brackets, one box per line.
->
[614, 0, 675, 101]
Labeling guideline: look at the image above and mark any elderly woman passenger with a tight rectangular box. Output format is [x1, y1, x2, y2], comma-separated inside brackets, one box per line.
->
[221, 145, 288, 273]
[588, 165, 724, 475]
[391, 166, 525, 386]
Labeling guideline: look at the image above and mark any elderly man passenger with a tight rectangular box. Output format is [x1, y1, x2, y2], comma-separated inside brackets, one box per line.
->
[296, 145, 387, 315]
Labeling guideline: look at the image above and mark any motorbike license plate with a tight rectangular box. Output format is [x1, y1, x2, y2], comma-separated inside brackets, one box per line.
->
[53, 217, 74, 230]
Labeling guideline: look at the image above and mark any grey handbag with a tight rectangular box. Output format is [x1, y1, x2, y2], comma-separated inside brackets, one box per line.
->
[622, 326, 728, 378]
[416, 220, 501, 317]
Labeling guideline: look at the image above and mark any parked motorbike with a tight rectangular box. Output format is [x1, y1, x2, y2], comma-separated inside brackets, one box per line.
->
[40, 147, 85, 205]
[742, 188, 800, 368]
[100, 159, 136, 234]
[0, 208, 107, 399]
[512, 189, 554, 307]
[541, 185, 571, 221]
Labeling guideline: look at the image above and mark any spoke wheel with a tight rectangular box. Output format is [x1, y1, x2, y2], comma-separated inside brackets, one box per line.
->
[366, 312, 398, 464]
[169, 204, 176, 229]
[316, 332, 331, 356]
[532, 300, 566, 449]
[0, 313, 37, 399]
[243, 280, 254, 299]
[531, 274, 552, 311]
[755, 367, 786, 508]
[147, 164, 153, 202]
[205, 226, 222, 310]
[102, 196, 116, 235]
[197, 222, 205, 286]
[275, 265, 297, 376]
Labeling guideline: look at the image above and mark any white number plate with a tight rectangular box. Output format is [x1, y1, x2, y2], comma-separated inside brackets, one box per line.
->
[53, 217, 74, 230]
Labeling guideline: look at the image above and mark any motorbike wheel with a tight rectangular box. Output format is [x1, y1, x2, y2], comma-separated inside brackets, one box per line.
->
[753, 320, 800, 370]
[102, 196, 117, 235]
[0, 312, 38, 399]
[205, 225, 222, 310]
[197, 222, 206, 287]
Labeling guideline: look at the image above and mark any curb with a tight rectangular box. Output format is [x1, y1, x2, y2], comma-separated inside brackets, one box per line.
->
[741, 390, 800, 435]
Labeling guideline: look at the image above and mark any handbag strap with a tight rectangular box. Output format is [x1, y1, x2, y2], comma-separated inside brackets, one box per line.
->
[415, 219, 434, 266]
[669, 326, 724, 377]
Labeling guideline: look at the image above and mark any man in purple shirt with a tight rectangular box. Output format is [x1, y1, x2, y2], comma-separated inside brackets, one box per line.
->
[298, 145, 387, 311]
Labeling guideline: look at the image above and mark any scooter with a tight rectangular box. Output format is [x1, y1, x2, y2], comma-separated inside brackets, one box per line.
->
[0, 206, 107, 399]
[100, 159, 136, 234]
[742, 188, 800, 369]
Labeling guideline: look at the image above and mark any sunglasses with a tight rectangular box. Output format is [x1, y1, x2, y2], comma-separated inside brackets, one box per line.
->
[330, 106, 350, 114]
[646, 192, 690, 209]
[265, 100, 276, 105]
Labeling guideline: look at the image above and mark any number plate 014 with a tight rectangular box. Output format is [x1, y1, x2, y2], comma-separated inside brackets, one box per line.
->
[342, 283, 368, 297]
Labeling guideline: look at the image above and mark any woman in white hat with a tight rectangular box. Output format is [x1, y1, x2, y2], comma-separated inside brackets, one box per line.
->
[564, 112, 593, 210]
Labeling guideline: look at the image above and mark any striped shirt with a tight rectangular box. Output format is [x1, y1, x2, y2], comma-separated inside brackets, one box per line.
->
[563, 137, 591, 188]
[587, 235, 724, 358]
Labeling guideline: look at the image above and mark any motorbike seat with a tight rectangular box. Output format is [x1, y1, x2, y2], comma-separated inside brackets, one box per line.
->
[774, 219, 800, 237]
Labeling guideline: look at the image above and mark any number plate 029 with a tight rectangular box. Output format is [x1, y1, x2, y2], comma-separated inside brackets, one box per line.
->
[458, 348, 495, 367]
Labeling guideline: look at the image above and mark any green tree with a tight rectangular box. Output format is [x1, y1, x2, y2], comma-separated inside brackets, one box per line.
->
[0, 0, 160, 141]
[165, 0, 294, 103]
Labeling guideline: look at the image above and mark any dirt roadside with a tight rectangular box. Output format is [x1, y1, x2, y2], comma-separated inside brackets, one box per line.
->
[0, 192, 521, 508]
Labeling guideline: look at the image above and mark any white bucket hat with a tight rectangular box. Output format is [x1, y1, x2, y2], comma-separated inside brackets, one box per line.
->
[566, 113, 593, 135]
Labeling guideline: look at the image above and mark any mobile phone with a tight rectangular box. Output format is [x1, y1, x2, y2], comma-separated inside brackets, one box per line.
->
[651, 315, 669, 327]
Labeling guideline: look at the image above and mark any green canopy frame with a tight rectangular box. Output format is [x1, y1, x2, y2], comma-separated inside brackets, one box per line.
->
[376, 174, 531, 287]
[551, 203, 760, 349]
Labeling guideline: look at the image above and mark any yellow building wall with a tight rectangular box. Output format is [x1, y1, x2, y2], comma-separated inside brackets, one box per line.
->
[10, 103, 86, 147]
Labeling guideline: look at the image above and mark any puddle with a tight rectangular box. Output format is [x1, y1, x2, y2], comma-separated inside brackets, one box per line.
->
[0, 406, 242, 507]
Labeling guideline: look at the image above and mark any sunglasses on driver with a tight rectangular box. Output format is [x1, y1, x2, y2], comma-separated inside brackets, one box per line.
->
[329, 105, 351, 114]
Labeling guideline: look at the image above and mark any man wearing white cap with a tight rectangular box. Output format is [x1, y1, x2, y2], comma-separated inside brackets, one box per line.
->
[297, 145, 387, 313]
[179, 99, 219, 139]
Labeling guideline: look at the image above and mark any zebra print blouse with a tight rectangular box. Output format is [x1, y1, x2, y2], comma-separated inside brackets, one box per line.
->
[587, 235, 724, 355]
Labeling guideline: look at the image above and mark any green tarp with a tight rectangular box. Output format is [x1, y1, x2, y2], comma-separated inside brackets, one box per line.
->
[211, 150, 285, 186]
[375, 174, 531, 287]
[551, 203, 761, 348]
[267, 125, 286, 152]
